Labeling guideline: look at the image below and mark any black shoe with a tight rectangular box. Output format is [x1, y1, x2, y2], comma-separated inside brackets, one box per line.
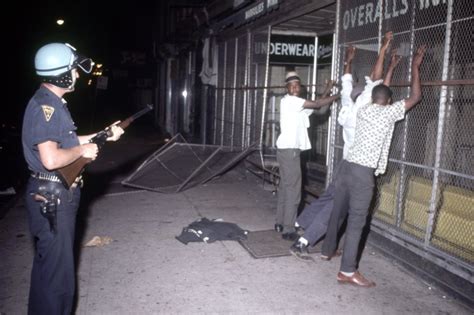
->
[282, 232, 299, 241]
[274, 224, 283, 233]
[290, 241, 313, 262]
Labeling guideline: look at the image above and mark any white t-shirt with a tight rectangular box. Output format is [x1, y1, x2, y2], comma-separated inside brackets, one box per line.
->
[276, 94, 313, 151]
[347, 100, 406, 175]
[338, 74, 383, 159]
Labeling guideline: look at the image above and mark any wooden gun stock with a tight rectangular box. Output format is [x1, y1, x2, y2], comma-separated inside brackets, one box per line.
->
[56, 104, 153, 189]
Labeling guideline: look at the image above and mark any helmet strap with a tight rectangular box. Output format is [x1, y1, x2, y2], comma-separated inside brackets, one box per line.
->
[40, 70, 75, 89]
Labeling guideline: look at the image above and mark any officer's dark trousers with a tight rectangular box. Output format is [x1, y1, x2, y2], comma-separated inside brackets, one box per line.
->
[25, 178, 80, 315]
[322, 160, 374, 273]
[276, 149, 301, 233]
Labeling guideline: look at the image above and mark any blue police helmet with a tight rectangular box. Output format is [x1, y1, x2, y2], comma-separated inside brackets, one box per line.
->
[34, 43, 94, 88]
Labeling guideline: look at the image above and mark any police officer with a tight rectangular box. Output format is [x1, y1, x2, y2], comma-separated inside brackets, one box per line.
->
[22, 43, 124, 314]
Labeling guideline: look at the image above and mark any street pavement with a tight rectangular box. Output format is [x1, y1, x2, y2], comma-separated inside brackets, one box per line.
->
[0, 127, 471, 315]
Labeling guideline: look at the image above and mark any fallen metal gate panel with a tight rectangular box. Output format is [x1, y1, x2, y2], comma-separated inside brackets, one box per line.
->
[122, 134, 257, 193]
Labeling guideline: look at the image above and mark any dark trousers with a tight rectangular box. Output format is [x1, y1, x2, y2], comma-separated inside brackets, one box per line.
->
[322, 160, 374, 273]
[296, 181, 335, 245]
[296, 162, 342, 245]
[25, 178, 80, 315]
[276, 149, 301, 233]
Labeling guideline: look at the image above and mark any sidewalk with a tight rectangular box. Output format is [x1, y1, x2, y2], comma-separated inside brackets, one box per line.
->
[0, 129, 471, 314]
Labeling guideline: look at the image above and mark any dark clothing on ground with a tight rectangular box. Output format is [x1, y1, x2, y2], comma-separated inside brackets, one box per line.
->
[176, 217, 248, 244]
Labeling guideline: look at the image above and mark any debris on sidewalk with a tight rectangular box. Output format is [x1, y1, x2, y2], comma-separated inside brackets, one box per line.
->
[84, 236, 113, 247]
[176, 217, 248, 245]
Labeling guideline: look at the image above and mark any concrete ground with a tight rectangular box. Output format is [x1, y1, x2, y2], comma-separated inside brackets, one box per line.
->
[0, 129, 471, 314]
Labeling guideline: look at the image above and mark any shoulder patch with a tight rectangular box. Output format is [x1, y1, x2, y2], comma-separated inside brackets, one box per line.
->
[41, 105, 55, 122]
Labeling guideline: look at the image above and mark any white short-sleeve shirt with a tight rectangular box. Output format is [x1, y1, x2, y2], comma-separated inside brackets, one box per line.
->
[276, 94, 313, 151]
[338, 74, 383, 159]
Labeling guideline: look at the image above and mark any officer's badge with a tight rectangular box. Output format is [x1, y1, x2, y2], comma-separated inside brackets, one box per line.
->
[41, 105, 55, 122]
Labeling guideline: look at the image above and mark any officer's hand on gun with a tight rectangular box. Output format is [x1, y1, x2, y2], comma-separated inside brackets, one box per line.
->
[106, 121, 125, 142]
[81, 143, 99, 160]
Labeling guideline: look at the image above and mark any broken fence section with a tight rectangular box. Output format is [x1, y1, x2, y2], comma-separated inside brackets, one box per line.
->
[122, 134, 257, 193]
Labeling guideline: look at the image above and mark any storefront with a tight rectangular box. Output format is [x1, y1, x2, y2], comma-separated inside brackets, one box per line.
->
[158, 0, 473, 300]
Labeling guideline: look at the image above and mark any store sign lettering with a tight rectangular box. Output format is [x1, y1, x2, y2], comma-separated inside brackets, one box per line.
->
[271, 42, 315, 57]
[342, 0, 448, 30]
[254, 35, 332, 64]
[245, 2, 265, 20]
[242, 0, 279, 22]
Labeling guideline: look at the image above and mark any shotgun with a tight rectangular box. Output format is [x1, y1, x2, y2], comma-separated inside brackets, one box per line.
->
[56, 104, 153, 189]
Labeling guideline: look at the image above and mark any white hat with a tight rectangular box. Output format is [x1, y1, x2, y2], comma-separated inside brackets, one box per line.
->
[285, 71, 301, 83]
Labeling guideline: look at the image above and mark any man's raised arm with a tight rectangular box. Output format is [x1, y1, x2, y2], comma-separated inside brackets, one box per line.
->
[383, 49, 402, 87]
[404, 45, 427, 111]
[344, 45, 356, 75]
[370, 31, 393, 81]
[341, 45, 355, 103]
[303, 94, 340, 109]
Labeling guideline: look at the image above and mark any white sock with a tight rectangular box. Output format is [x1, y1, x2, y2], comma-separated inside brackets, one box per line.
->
[341, 271, 354, 277]
[298, 237, 308, 246]
[294, 222, 300, 228]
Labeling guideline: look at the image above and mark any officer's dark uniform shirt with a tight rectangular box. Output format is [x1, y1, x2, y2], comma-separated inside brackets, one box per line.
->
[22, 85, 80, 174]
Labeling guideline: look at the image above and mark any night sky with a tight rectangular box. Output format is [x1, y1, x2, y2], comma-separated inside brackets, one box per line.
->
[10, 0, 157, 126]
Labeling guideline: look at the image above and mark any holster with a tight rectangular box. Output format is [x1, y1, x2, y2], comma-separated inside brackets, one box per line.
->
[33, 181, 63, 234]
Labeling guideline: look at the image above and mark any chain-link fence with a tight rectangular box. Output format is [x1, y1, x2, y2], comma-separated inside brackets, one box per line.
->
[331, 0, 473, 279]
[211, 27, 334, 189]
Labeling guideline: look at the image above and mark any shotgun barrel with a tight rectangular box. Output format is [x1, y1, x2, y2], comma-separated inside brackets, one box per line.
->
[56, 104, 153, 189]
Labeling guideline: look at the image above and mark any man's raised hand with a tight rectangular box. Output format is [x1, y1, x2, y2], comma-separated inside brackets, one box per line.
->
[388, 49, 402, 70]
[412, 45, 427, 68]
[382, 31, 393, 50]
[345, 45, 356, 63]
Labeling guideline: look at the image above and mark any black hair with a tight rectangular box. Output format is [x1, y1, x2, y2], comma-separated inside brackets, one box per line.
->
[372, 84, 393, 103]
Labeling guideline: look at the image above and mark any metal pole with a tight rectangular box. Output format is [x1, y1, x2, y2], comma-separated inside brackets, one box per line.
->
[271, 95, 276, 147]
[183, 52, 192, 134]
[326, 0, 341, 185]
[166, 58, 173, 134]
[245, 31, 253, 147]
[260, 26, 272, 169]
[215, 79, 474, 90]
[242, 31, 250, 149]
[425, 0, 453, 246]
[253, 63, 259, 144]
[396, 0, 417, 228]
[231, 37, 239, 150]
[312, 36, 319, 101]
[221, 41, 227, 146]
[213, 43, 219, 145]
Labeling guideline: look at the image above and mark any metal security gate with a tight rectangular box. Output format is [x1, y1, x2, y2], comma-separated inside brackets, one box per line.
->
[211, 26, 336, 182]
[211, 27, 272, 173]
[329, 0, 473, 281]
